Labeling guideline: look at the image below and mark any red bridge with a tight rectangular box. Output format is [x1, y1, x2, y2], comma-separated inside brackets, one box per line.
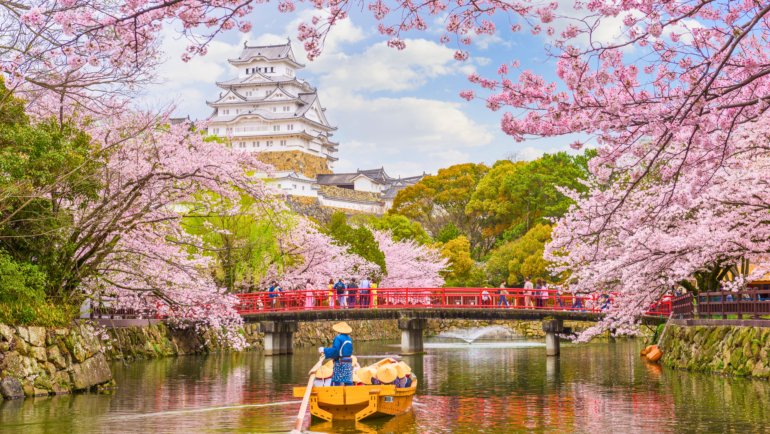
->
[235, 287, 672, 356]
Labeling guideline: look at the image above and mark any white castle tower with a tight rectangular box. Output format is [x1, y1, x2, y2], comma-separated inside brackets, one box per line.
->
[206, 40, 337, 197]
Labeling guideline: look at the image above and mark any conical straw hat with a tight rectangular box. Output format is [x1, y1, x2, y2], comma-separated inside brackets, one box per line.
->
[395, 361, 411, 378]
[332, 322, 352, 334]
[377, 364, 398, 384]
[315, 361, 333, 379]
[358, 366, 375, 385]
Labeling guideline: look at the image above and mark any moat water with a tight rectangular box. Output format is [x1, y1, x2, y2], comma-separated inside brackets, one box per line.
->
[1, 339, 768, 433]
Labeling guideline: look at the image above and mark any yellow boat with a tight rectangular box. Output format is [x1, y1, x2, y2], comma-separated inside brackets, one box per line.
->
[292, 381, 417, 422]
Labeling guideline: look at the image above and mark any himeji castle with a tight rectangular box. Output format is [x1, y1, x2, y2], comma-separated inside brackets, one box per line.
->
[206, 40, 423, 213]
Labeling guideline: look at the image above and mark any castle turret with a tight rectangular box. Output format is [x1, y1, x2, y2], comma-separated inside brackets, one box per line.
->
[207, 40, 337, 185]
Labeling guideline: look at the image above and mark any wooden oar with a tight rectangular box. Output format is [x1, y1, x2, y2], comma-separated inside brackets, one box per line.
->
[291, 355, 326, 433]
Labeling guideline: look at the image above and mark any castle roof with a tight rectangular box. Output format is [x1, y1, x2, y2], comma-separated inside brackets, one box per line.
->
[229, 40, 303, 67]
[317, 168, 424, 193]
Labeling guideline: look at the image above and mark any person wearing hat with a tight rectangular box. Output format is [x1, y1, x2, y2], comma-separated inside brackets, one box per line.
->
[394, 362, 412, 388]
[319, 322, 355, 386]
[376, 363, 397, 385]
[313, 361, 333, 387]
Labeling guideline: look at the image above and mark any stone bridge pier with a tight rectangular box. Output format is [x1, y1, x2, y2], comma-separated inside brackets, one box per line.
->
[260, 321, 297, 356]
[399, 318, 427, 354]
[542, 318, 564, 356]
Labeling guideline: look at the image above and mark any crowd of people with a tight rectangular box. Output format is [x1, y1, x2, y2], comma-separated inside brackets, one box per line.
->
[262, 276, 617, 311]
[266, 276, 380, 310]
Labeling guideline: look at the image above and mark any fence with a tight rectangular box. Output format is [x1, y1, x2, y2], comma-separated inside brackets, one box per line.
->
[234, 287, 673, 317]
[670, 290, 770, 319]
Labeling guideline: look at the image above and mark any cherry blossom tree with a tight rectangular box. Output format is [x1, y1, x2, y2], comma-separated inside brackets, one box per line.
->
[59, 111, 274, 346]
[267, 216, 380, 289]
[546, 118, 770, 340]
[374, 230, 447, 288]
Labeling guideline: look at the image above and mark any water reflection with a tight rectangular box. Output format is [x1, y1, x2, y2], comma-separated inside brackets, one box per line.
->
[0, 340, 768, 433]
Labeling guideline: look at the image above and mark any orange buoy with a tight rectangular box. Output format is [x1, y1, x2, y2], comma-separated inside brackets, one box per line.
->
[640, 345, 654, 356]
[646, 345, 663, 362]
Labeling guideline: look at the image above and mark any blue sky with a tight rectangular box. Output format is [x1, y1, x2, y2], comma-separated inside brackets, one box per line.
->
[144, 6, 591, 176]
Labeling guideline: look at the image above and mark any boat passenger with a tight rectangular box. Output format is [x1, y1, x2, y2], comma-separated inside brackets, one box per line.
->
[318, 322, 355, 386]
[394, 362, 411, 388]
[313, 361, 333, 387]
[376, 364, 398, 385]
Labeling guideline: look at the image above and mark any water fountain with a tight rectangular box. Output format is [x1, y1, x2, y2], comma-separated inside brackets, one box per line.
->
[436, 326, 514, 344]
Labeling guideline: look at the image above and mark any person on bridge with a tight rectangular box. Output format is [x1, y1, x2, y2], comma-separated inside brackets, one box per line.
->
[498, 282, 510, 307]
[524, 277, 535, 308]
[347, 278, 359, 308]
[371, 279, 379, 308]
[304, 279, 315, 310]
[268, 281, 282, 308]
[318, 322, 355, 386]
[334, 278, 347, 308]
[327, 278, 335, 307]
[359, 276, 371, 308]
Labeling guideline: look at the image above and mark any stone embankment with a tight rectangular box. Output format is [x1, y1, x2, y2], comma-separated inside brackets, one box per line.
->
[0, 323, 112, 400]
[660, 322, 770, 378]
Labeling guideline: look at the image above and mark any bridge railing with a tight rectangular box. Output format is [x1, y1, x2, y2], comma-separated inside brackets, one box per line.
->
[694, 290, 770, 319]
[235, 288, 673, 317]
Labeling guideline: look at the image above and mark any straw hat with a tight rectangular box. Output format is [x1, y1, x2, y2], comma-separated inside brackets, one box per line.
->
[332, 322, 352, 334]
[395, 361, 411, 378]
[315, 361, 333, 379]
[358, 366, 376, 385]
[377, 364, 398, 384]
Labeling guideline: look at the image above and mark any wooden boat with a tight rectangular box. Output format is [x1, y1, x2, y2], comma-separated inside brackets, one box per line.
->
[292, 381, 417, 422]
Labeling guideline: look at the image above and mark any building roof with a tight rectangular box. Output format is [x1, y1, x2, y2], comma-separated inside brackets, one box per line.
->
[317, 168, 424, 195]
[230, 40, 303, 67]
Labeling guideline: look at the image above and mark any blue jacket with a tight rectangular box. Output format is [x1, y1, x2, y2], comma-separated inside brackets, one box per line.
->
[323, 333, 353, 359]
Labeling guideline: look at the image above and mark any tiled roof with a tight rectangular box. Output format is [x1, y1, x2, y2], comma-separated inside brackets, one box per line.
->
[238, 42, 291, 61]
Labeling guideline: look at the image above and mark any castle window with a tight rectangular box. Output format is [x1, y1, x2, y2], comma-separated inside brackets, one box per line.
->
[292, 184, 297, 189]
[266, 140, 273, 146]
[283, 106, 290, 112]
[271, 67, 275, 73]
[287, 124, 294, 131]
[272, 106, 277, 112]
[273, 125, 280, 131]
[280, 140, 287, 146]
[265, 90, 270, 96]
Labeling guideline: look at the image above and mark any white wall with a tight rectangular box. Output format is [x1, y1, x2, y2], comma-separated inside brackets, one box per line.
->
[353, 177, 383, 193]
[318, 196, 384, 214]
[270, 179, 318, 197]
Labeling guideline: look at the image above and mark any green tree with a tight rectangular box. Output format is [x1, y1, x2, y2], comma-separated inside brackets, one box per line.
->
[325, 212, 386, 274]
[486, 224, 553, 285]
[390, 162, 491, 255]
[465, 160, 527, 240]
[467, 152, 593, 243]
[435, 223, 462, 243]
[0, 80, 104, 300]
[182, 194, 285, 292]
[351, 213, 431, 244]
[440, 236, 485, 287]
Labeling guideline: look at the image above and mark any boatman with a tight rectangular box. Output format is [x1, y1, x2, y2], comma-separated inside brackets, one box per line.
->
[318, 322, 354, 386]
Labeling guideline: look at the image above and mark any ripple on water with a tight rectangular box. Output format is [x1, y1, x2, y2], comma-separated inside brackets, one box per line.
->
[1, 339, 768, 433]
